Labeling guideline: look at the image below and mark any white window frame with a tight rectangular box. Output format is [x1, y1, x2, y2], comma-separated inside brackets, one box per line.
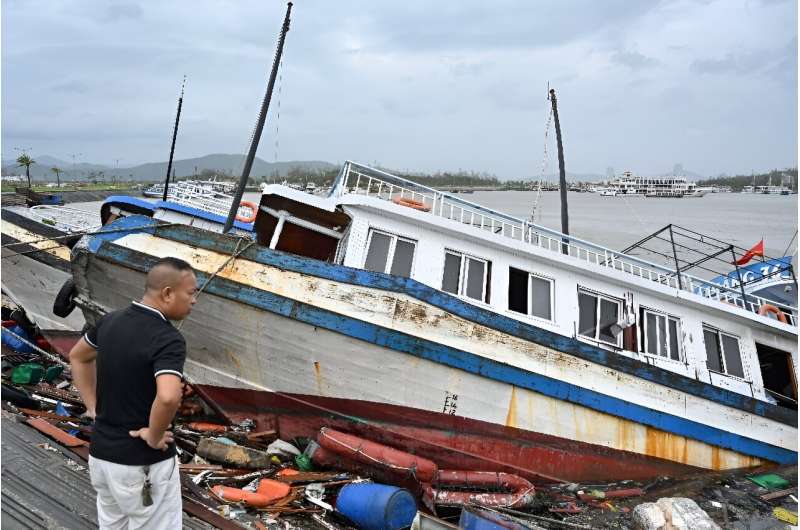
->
[702, 325, 745, 379]
[443, 249, 490, 303]
[509, 268, 555, 322]
[578, 288, 623, 347]
[362, 228, 417, 276]
[641, 308, 682, 361]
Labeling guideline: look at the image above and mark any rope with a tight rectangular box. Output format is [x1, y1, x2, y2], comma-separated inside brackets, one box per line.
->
[1, 326, 69, 367]
[782, 230, 797, 258]
[529, 106, 553, 224]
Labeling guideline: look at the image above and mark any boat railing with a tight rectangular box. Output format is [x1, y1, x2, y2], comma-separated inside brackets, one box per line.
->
[27, 205, 101, 233]
[160, 181, 254, 220]
[332, 161, 797, 325]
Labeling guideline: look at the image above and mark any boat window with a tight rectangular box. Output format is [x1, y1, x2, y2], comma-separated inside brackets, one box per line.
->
[443, 252, 461, 294]
[755, 343, 797, 409]
[442, 250, 491, 303]
[641, 309, 682, 361]
[508, 267, 553, 321]
[703, 325, 744, 378]
[363, 229, 416, 278]
[578, 292, 597, 339]
[578, 289, 622, 347]
[721, 334, 744, 378]
[464, 258, 486, 300]
[390, 239, 415, 277]
[598, 299, 619, 343]
[703, 328, 723, 372]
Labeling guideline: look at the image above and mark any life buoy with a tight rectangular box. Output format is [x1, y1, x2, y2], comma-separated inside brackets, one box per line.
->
[235, 201, 258, 223]
[422, 470, 535, 508]
[316, 427, 438, 482]
[53, 279, 77, 318]
[211, 479, 290, 507]
[392, 196, 431, 212]
[758, 304, 788, 324]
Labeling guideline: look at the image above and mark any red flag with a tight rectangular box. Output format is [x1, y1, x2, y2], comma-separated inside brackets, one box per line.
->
[735, 240, 764, 266]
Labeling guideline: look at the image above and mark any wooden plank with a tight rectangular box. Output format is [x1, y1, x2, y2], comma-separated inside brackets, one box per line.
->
[26, 418, 88, 447]
[761, 487, 797, 501]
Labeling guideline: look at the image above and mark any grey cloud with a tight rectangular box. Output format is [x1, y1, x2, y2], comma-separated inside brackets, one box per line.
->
[51, 80, 90, 94]
[611, 50, 659, 70]
[101, 3, 144, 22]
[1, 0, 796, 177]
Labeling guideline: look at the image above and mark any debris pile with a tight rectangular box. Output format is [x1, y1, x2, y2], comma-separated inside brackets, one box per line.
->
[2, 305, 797, 529]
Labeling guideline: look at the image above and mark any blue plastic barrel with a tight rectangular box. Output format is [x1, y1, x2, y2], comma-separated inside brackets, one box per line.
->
[336, 483, 416, 530]
[1, 326, 33, 354]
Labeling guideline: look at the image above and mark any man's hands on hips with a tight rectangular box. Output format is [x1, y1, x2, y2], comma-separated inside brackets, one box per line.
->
[129, 427, 174, 450]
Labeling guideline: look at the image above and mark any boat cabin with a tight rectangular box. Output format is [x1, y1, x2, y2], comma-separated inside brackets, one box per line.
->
[149, 161, 800, 410]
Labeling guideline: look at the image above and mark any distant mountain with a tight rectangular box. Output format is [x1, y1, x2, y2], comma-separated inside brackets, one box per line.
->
[1, 154, 337, 182]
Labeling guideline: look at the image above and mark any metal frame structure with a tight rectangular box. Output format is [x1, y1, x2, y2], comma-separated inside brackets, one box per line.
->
[621, 224, 798, 304]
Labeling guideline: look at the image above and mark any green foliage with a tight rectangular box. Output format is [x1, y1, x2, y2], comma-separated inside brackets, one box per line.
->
[16, 154, 35, 187]
[698, 168, 797, 191]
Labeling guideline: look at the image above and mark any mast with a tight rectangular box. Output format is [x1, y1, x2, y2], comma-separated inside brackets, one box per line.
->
[162, 76, 186, 201]
[550, 88, 569, 252]
[223, 2, 293, 233]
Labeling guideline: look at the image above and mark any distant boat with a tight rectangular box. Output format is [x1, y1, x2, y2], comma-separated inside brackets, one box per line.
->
[598, 188, 617, 196]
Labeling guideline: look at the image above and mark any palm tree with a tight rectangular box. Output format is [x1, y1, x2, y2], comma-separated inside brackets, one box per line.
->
[51, 167, 63, 187]
[16, 154, 35, 189]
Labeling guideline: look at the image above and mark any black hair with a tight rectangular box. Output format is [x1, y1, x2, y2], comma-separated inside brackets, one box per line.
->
[144, 257, 195, 292]
[152, 256, 193, 271]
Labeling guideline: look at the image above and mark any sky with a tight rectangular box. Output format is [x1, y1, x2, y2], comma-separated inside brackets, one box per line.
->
[1, 0, 797, 179]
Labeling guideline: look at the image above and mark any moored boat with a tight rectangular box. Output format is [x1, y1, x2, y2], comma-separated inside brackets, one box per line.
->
[65, 161, 797, 483]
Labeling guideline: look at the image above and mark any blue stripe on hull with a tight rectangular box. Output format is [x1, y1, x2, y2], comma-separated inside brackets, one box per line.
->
[83, 238, 798, 465]
[90, 215, 797, 428]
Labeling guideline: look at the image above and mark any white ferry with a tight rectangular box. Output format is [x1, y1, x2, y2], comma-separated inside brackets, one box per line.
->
[607, 171, 704, 197]
[65, 161, 796, 483]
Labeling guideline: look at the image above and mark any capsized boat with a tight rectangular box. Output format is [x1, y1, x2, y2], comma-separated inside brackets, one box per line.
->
[67, 161, 797, 483]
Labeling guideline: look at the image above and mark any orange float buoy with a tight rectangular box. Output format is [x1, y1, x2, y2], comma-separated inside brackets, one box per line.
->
[211, 479, 290, 507]
[392, 196, 431, 212]
[235, 201, 258, 223]
[758, 304, 788, 323]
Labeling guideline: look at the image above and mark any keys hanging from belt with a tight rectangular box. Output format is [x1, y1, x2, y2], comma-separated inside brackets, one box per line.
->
[141, 465, 153, 507]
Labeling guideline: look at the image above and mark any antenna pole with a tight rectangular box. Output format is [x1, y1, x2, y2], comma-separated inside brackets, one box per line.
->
[224, 2, 293, 233]
[163, 76, 186, 201]
[550, 88, 569, 253]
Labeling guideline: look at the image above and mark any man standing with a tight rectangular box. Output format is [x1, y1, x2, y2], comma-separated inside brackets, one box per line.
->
[70, 257, 198, 529]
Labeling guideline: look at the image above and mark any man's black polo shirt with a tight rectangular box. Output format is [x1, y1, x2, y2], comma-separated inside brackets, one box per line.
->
[85, 301, 186, 465]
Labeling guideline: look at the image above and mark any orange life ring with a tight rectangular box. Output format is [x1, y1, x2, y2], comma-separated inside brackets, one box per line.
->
[235, 201, 258, 223]
[392, 196, 431, 212]
[758, 304, 788, 323]
[211, 479, 290, 507]
[422, 470, 536, 508]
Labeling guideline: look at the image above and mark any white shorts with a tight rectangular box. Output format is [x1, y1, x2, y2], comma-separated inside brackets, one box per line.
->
[89, 455, 182, 530]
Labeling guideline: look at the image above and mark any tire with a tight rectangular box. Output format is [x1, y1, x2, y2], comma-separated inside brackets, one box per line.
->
[53, 279, 77, 318]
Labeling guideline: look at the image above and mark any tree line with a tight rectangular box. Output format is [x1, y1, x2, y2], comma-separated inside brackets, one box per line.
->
[697, 168, 797, 191]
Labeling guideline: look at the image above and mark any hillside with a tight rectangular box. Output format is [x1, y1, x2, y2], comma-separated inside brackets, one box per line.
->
[1, 154, 337, 182]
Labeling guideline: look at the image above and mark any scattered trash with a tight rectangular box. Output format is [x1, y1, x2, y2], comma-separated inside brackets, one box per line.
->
[773, 506, 798, 525]
[747, 473, 791, 490]
[196, 437, 272, 469]
[11, 363, 45, 384]
[266, 438, 301, 458]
